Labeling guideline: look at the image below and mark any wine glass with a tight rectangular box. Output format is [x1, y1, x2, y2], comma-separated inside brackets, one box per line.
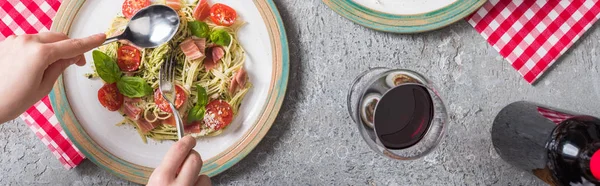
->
[347, 67, 448, 160]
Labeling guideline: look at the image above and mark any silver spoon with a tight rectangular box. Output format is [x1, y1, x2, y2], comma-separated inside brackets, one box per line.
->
[102, 5, 180, 48]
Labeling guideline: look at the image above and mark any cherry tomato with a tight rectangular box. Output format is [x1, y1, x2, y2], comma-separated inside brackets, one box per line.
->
[203, 100, 233, 130]
[193, 0, 211, 21]
[154, 85, 187, 113]
[117, 45, 141, 72]
[98, 83, 124, 111]
[210, 3, 237, 26]
[122, 0, 150, 19]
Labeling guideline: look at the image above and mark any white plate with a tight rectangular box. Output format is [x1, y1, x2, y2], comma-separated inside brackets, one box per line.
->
[352, 0, 457, 15]
[66, 0, 270, 168]
[50, 0, 288, 183]
[323, 0, 486, 33]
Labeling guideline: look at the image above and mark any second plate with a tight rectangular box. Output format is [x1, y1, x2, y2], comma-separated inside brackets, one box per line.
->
[323, 0, 486, 33]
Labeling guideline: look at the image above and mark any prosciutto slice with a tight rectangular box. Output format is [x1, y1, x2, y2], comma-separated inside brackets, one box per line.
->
[203, 46, 225, 71]
[122, 98, 159, 133]
[165, 0, 182, 10]
[136, 118, 161, 134]
[123, 98, 142, 120]
[180, 38, 204, 60]
[162, 116, 202, 134]
[228, 78, 238, 95]
[193, 0, 210, 21]
[193, 37, 206, 53]
[212, 46, 225, 61]
[228, 68, 248, 95]
[235, 68, 247, 87]
[185, 121, 202, 134]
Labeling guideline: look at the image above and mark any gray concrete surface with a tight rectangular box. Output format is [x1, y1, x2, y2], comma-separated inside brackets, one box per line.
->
[3, 0, 600, 185]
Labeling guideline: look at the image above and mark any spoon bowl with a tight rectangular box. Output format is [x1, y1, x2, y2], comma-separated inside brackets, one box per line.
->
[102, 5, 180, 48]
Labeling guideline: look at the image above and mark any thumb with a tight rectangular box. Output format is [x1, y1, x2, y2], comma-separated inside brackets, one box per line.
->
[47, 33, 106, 62]
[40, 55, 82, 92]
[195, 175, 211, 186]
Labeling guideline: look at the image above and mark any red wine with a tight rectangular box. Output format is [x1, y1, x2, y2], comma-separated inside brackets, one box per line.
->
[374, 84, 433, 150]
[492, 101, 600, 185]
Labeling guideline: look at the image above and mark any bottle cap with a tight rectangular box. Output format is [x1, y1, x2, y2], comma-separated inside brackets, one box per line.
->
[590, 150, 600, 179]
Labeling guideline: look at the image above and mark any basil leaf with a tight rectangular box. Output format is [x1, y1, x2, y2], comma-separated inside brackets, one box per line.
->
[189, 21, 210, 38]
[93, 50, 122, 83]
[187, 105, 205, 123]
[196, 85, 208, 107]
[116, 76, 153, 98]
[210, 29, 231, 46]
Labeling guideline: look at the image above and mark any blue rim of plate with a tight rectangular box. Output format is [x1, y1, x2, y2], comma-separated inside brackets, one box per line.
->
[323, 0, 486, 33]
[49, 0, 289, 184]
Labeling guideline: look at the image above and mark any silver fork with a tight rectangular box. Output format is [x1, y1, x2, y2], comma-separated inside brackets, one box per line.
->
[159, 53, 184, 140]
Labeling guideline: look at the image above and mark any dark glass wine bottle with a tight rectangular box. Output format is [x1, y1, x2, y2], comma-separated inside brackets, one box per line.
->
[492, 101, 600, 186]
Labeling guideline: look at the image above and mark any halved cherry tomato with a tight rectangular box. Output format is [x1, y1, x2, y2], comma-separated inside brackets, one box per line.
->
[204, 100, 233, 130]
[122, 0, 150, 19]
[98, 83, 124, 111]
[117, 45, 141, 72]
[210, 3, 237, 26]
[154, 85, 187, 113]
[193, 0, 211, 21]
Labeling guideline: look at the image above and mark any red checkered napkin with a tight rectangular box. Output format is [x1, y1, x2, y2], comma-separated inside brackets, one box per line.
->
[467, 0, 600, 84]
[20, 97, 85, 169]
[0, 0, 59, 39]
[1, 0, 86, 169]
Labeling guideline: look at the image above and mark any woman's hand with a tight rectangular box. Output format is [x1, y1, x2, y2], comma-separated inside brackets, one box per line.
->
[0, 32, 106, 123]
[148, 136, 211, 186]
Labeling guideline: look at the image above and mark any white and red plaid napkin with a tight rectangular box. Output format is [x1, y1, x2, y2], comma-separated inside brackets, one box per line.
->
[0, 0, 85, 169]
[467, 0, 600, 84]
[20, 97, 85, 169]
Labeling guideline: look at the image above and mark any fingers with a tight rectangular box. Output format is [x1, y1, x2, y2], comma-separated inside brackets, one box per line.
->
[47, 33, 106, 62]
[40, 56, 81, 93]
[155, 136, 197, 179]
[74, 54, 87, 66]
[175, 150, 203, 186]
[147, 136, 205, 186]
[36, 32, 69, 43]
[195, 175, 212, 186]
